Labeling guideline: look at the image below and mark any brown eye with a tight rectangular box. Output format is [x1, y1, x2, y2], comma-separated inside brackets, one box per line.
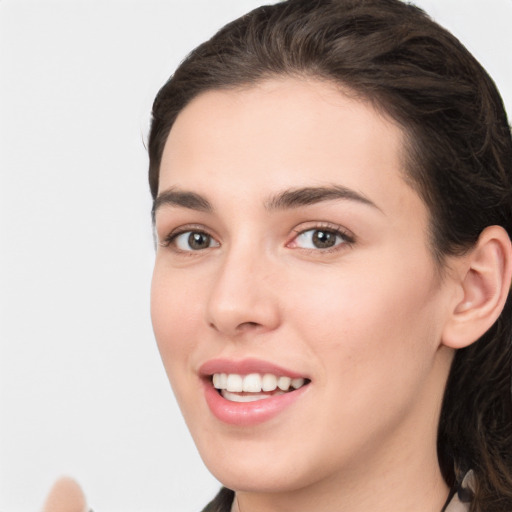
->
[188, 232, 212, 250]
[311, 230, 337, 248]
[172, 231, 219, 251]
[293, 228, 348, 250]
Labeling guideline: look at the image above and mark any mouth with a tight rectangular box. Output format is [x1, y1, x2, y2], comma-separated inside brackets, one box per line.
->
[199, 358, 311, 425]
[211, 372, 310, 403]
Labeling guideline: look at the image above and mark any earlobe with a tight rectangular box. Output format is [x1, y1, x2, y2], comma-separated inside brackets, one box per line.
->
[442, 225, 512, 349]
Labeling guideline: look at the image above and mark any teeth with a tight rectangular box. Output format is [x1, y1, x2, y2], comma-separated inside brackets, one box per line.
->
[242, 373, 262, 392]
[212, 373, 228, 389]
[277, 376, 291, 391]
[226, 374, 243, 392]
[291, 378, 305, 389]
[262, 374, 277, 391]
[212, 372, 307, 393]
[222, 390, 285, 403]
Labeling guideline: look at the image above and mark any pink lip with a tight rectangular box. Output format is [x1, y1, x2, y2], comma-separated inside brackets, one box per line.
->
[202, 379, 309, 426]
[199, 357, 306, 379]
[199, 358, 310, 426]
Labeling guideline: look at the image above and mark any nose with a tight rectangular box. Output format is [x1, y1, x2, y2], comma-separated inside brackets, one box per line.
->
[206, 247, 281, 338]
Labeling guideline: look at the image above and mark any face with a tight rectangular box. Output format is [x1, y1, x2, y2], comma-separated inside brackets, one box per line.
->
[151, 78, 456, 493]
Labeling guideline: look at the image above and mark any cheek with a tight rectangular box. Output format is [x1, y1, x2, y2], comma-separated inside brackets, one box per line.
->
[150, 264, 203, 384]
[282, 263, 444, 464]
[290, 255, 443, 390]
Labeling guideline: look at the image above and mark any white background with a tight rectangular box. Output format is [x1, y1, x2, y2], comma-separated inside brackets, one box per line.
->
[1, 1, 511, 511]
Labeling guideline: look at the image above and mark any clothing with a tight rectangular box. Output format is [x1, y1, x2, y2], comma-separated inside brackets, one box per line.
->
[442, 471, 475, 512]
[201, 471, 475, 512]
[201, 487, 234, 512]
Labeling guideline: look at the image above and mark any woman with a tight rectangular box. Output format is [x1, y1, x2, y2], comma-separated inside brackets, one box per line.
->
[148, 0, 512, 511]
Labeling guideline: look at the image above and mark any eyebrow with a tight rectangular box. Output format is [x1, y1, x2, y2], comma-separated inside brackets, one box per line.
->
[265, 185, 380, 211]
[152, 184, 380, 221]
[152, 188, 213, 220]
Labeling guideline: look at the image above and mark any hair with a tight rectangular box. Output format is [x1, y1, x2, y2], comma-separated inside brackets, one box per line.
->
[148, 1, 512, 510]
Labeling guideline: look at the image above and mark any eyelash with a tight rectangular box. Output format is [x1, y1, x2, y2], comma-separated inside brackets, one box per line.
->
[160, 225, 218, 253]
[289, 223, 355, 253]
[159, 223, 355, 254]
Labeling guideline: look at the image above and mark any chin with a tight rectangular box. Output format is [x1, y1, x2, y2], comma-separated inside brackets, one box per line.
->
[206, 460, 311, 494]
[194, 432, 328, 494]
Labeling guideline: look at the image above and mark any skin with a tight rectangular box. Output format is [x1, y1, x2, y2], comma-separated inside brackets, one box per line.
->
[41, 477, 88, 512]
[151, 78, 463, 512]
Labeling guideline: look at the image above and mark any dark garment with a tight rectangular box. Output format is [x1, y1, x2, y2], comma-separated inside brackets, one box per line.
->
[201, 471, 474, 512]
[201, 487, 234, 512]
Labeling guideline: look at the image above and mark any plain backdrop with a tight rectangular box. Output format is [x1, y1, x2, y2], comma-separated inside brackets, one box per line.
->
[1, 1, 511, 511]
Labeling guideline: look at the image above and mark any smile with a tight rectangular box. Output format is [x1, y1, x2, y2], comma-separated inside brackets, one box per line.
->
[200, 359, 311, 425]
[212, 373, 307, 403]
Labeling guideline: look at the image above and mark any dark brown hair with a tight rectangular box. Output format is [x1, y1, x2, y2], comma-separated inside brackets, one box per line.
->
[148, 1, 512, 510]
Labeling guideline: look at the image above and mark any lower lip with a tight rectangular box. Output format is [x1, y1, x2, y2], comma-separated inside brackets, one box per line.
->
[203, 380, 309, 426]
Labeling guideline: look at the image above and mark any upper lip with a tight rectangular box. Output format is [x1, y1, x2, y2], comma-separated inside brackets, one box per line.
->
[199, 357, 308, 379]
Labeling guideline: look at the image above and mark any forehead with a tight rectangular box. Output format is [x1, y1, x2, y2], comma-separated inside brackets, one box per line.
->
[159, 78, 424, 223]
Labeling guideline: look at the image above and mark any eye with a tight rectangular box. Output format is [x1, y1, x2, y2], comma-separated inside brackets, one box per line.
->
[166, 230, 220, 251]
[290, 227, 352, 250]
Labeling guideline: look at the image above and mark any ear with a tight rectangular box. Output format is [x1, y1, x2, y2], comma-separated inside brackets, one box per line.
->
[442, 225, 512, 349]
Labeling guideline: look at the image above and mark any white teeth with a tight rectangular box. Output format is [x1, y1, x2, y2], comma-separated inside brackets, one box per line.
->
[277, 376, 291, 391]
[242, 373, 262, 392]
[226, 374, 243, 392]
[261, 373, 277, 392]
[291, 378, 305, 389]
[212, 372, 308, 393]
[222, 390, 285, 403]
[212, 373, 228, 389]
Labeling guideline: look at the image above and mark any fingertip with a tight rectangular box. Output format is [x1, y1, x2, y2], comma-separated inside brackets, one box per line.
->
[41, 476, 88, 512]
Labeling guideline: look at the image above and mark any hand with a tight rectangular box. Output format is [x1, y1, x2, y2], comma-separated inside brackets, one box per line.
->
[41, 477, 89, 512]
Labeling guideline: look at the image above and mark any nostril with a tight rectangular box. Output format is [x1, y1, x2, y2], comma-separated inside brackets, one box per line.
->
[237, 321, 262, 332]
[208, 320, 261, 334]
